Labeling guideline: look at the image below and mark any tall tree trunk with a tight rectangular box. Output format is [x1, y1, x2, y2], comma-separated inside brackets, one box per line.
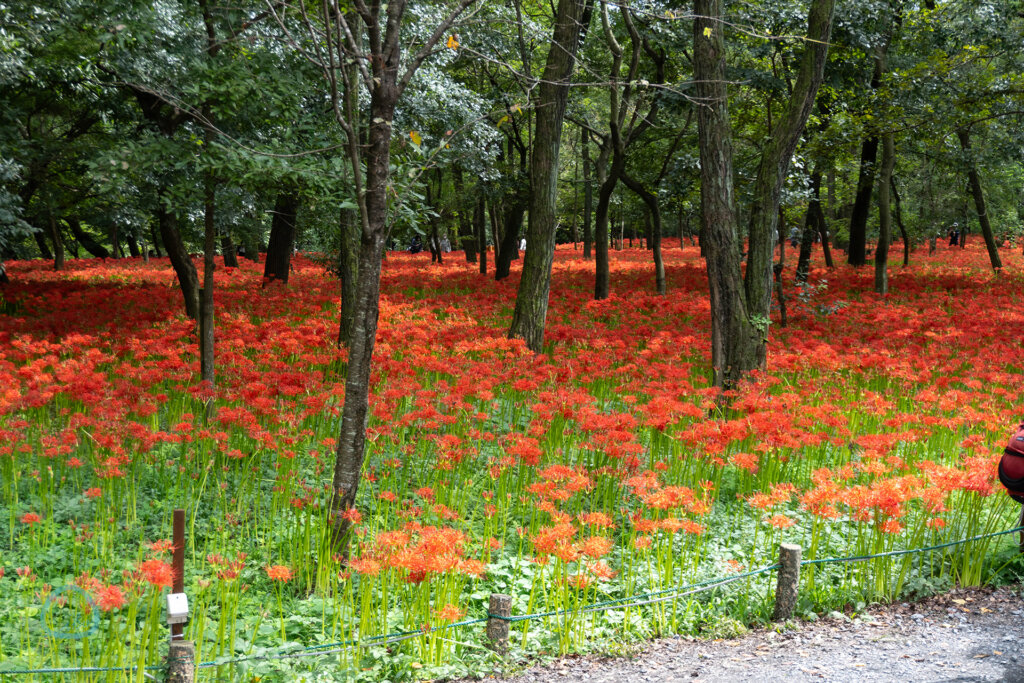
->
[221, 231, 239, 268]
[695, 0, 833, 388]
[890, 175, 910, 266]
[150, 221, 163, 258]
[742, 0, 834, 368]
[126, 234, 141, 257]
[847, 136, 878, 266]
[508, 0, 591, 350]
[330, 29, 406, 552]
[818, 206, 833, 267]
[200, 168, 216, 397]
[593, 161, 623, 299]
[109, 223, 122, 259]
[263, 191, 300, 285]
[453, 168, 477, 263]
[494, 198, 525, 280]
[47, 209, 65, 271]
[338, 205, 360, 346]
[66, 218, 110, 258]
[874, 131, 894, 294]
[694, 0, 756, 390]
[34, 230, 53, 260]
[582, 126, 593, 259]
[957, 128, 1002, 271]
[476, 196, 488, 275]
[156, 199, 200, 319]
[621, 173, 665, 294]
[848, 48, 888, 266]
[797, 170, 822, 282]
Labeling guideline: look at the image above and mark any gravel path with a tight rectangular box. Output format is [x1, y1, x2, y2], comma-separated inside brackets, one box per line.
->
[473, 586, 1024, 683]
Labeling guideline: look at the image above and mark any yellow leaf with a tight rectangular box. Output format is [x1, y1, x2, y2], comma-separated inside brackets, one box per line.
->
[703, 26, 713, 39]
[409, 131, 422, 146]
[446, 35, 459, 50]
[497, 115, 509, 128]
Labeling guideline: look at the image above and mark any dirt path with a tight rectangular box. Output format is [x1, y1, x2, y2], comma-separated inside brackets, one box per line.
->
[475, 586, 1024, 683]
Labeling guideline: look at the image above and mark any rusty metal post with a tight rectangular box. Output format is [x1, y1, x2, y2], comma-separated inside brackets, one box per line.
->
[486, 593, 512, 655]
[171, 508, 185, 638]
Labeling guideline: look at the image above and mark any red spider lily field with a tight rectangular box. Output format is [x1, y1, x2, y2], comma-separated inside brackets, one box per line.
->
[1, 241, 1023, 681]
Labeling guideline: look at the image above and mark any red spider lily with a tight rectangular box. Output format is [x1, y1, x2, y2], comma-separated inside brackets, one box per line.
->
[139, 559, 174, 588]
[265, 565, 293, 582]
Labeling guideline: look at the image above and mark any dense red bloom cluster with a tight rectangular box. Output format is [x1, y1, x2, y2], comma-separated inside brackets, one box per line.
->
[0, 239, 1019, 602]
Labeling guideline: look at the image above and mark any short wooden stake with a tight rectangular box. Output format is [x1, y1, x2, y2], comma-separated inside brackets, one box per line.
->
[166, 640, 195, 683]
[486, 593, 512, 655]
[772, 543, 801, 621]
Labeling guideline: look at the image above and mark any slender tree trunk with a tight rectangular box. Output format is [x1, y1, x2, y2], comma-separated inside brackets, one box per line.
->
[150, 222, 163, 258]
[66, 218, 109, 258]
[221, 231, 239, 268]
[847, 137, 878, 266]
[156, 198, 200, 319]
[694, 0, 756, 390]
[695, 0, 833, 388]
[742, 0, 835, 367]
[126, 234, 140, 257]
[582, 126, 593, 259]
[200, 168, 216, 396]
[263, 191, 300, 285]
[593, 161, 622, 299]
[454, 170, 477, 263]
[797, 170, 822, 281]
[957, 128, 1002, 271]
[621, 173, 665, 294]
[34, 230, 53, 260]
[508, 0, 591, 350]
[110, 223, 122, 259]
[494, 198, 525, 279]
[338, 205, 360, 346]
[818, 206, 833, 267]
[848, 46, 889, 266]
[874, 131, 894, 294]
[890, 175, 910, 266]
[47, 209, 65, 271]
[476, 196, 488, 275]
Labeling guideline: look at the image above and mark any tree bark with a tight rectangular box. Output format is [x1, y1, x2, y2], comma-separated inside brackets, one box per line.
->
[47, 210, 65, 271]
[890, 175, 910, 266]
[507, 0, 591, 350]
[200, 167, 216, 394]
[263, 190, 300, 285]
[476, 196, 488, 274]
[593, 157, 623, 299]
[338, 205, 360, 346]
[874, 131, 894, 294]
[694, 0, 833, 389]
[621, 173, 665, 294]
[221, 231, 238, 268]
[848, 48, 888, 266]
[66, 218, 110, 259]
[693, 0, 756, 390]
[156, 199, 200, 319]
[743, 0, 834, 367]
[454, 168, 477, 263]
[956, 128, 1002, 271]
[494, 197, 524, 279]
[582, 125, 593, 259]
[796, 170, 822, 282]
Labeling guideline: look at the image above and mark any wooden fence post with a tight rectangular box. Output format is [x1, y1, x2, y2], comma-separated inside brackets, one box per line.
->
[772, 543, 801, 621]
[486, 593, 512, 655]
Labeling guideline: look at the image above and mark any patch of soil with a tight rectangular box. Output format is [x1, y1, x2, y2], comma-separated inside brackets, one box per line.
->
[465, 585, 1024, 683]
